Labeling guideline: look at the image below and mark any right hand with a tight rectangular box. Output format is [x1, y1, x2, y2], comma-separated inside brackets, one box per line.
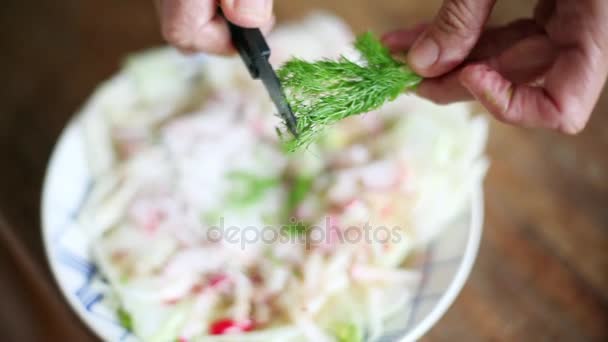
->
[155, 0, 275, 54]
[383, 0, 608, 134]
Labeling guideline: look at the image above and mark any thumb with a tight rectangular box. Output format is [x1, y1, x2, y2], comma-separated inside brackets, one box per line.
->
[408, 0, 496, 77]
[221, 0, 273, 28]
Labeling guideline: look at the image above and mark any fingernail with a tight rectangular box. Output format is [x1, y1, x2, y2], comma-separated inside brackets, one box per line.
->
[229, 0, 270, 18]
[409, 36, 439, 71]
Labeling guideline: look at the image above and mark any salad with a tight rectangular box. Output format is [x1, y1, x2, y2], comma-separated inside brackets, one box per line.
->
[78, 14, 488, 342]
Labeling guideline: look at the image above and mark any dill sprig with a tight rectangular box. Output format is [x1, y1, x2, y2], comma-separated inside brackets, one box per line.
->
[277, 32, 422, 151]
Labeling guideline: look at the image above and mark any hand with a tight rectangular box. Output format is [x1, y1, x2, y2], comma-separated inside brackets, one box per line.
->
[383, 0, 608, 134]
[155, 0, 274, 54]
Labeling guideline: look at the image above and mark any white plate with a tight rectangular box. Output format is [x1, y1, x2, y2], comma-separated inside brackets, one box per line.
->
[42, 116, 483, 341]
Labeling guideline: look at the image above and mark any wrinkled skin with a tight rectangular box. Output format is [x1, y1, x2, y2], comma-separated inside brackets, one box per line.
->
[154, 0, 274, 54]
[156, 0, 608, 134]
[383, 0, 608, 134]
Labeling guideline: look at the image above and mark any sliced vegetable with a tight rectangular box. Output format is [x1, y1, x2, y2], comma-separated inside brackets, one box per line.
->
[209, 318, 255, 335]
[208, 274, 229, 288]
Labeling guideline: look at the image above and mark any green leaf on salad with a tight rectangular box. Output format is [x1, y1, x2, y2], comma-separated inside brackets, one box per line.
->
[283, 220, 309, 236]
[201, 210, 222, 224]
[280, 174, 313, 236]
[117, 307, 134, 331]
[227, 171, 279, 207]
[277, 32, 422, 151]
[287, 174, 314, 213]
[332, 322, 363, 342]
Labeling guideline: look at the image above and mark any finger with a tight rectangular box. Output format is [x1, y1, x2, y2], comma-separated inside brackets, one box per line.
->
[460, 44, 603, 134]
[488, 35, 556, 84]
[221, 0, 274, 28]
[534, 0, 556, 27]
[179, 16, 234, 55]
[260, 14, 276, 35]
[386, 19, 544, 105]
[381, 24, 429, 53]
[168, 16, 274, 55]
[415, 31, 555, 105]
[383, 19, 541, 61]
[469, 19, 542, 60]
[417, 71, 471, 104]
[460, 64, 561, 129]
[408, 0, 497, 78]
[382, 23, 470, 104]
[158, 0, 233, 54]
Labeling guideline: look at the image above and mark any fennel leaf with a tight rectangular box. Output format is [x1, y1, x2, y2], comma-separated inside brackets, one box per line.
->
[278, 32, 422, 151]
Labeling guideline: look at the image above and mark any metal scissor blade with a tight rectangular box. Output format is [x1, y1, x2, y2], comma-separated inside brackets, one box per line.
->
[257, 59, 298, 137]
[222, 15, 298, 137]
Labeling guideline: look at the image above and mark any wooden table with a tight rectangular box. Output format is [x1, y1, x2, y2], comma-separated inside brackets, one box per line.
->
[1, 0, 606, 340]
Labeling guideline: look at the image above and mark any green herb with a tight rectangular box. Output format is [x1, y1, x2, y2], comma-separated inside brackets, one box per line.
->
[201, 210, 222, 224]
[227, 171, 279, 207]
[279, 174, 313, 236]
[119, 273, 130, 284]
[117, 307, 134, 331]
[332, 322, 363, 342]
[282, 220, 308, 236]
[278, 32, 422, 151]
[286, 174, 314, 213]
[292, 267, 304, 280]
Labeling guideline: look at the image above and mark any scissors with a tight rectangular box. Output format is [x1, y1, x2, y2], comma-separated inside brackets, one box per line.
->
[223, 15, 298, 137]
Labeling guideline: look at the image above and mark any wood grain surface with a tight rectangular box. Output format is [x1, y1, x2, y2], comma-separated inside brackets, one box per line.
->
[0, 0, 606, 341]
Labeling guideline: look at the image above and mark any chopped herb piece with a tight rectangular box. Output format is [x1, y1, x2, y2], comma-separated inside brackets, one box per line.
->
[282, 220, 308, 236]
[227, 171, 279, 206]
[278, 32, 422, 151]
[279, 174, 314, 236]
[119, 272, 130, 284]
[201, 210, 222, 224]
[292, 267, 304, 280]
[287, 174, 314, 213]
[117, 307, 134, 331]
[332, 322, 363, 342]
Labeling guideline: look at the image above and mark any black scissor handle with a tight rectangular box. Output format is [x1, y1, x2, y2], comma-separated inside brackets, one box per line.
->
[223, 17, 270, 79]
